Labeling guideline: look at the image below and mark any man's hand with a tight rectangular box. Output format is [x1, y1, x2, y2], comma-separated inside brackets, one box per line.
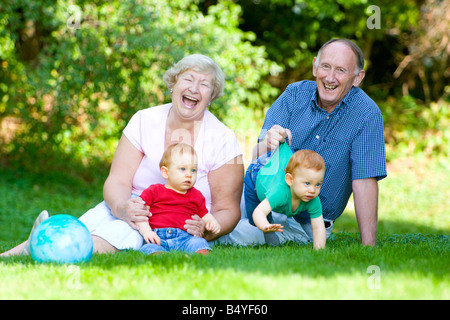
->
[253, 125, 292, 159]
[265, 125, 292, 149]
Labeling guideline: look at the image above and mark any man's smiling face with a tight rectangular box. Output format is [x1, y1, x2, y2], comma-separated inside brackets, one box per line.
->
[312, 41, 365, 113]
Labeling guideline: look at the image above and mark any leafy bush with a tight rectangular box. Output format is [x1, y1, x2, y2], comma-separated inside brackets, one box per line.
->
[382, 95, 449, 160]
[1, 0, 448, 173]
[0, 0, 280, 170]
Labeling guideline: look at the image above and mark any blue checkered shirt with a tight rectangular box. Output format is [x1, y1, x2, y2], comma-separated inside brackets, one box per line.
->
[259, 80, 387, 222]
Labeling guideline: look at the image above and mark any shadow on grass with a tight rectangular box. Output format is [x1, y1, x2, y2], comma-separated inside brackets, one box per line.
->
[334, 210, 450, 235]
[1, 232, 448, 281]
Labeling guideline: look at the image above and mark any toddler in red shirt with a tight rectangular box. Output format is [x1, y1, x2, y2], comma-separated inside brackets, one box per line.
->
[137, 143, 221, 255]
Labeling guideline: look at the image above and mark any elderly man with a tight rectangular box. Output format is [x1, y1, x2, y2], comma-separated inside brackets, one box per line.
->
[230, 38, 387, 246]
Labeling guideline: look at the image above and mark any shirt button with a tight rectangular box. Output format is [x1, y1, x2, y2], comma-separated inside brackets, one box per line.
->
[316, 135, 320, 139]
[168, 230, 172, 234]
[326, 116, 330, 119]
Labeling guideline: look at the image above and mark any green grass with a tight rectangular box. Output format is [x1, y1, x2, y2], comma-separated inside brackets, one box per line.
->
[0, 157, 449, 300]
[0, 234, 448, 299]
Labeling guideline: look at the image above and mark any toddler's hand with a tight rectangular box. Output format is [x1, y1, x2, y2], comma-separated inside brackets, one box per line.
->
[205, 221, 221, 235]
[260, 223, 284, 233]
[143, 231, 161, 245]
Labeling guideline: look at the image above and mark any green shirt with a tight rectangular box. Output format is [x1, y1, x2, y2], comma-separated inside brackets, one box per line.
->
[255, 142, 322, 219]
[261, 182, 322, 219]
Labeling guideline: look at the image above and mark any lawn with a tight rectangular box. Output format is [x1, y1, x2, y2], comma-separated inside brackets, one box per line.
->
[0, 156, 449, 300]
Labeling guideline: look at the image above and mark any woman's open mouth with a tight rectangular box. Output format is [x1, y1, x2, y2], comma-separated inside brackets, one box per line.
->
[182, 95, 199, 109]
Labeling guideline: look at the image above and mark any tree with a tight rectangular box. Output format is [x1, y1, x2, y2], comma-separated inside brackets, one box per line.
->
[392, 0, 449, 102]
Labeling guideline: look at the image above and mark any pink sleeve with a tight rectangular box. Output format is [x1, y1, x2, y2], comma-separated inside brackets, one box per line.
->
[211, 129, 242, 171]
[123, 111, 143, 152]
[201, 111, 242, 171]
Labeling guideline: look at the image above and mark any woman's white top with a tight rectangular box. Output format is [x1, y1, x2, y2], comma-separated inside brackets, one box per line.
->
[123, 103, 242, 211]
[79, 103, 242, 250]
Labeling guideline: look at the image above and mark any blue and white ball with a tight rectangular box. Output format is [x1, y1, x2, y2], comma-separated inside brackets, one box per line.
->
[30, 214, 93, 264]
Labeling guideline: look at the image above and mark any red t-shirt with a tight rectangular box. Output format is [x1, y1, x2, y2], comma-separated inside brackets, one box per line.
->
[140, 184, 208, 231]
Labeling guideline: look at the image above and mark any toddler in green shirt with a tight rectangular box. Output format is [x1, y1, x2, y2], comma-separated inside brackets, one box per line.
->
[244, 143, 327, 249]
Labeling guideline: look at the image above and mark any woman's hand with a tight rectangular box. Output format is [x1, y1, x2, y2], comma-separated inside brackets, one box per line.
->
[184, 215, 206, 237]
[115, 197, 151, 230]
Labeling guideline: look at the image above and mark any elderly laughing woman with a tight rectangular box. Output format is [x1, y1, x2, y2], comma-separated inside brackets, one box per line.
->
[2, 54, 243, 256]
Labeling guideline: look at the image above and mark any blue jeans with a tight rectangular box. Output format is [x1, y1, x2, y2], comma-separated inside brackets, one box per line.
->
[139, 228, 211, 254]
[243, 151, 274, 226]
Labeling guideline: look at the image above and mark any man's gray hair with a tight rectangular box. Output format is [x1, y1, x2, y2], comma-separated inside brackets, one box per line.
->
[315, 39, 365, 75]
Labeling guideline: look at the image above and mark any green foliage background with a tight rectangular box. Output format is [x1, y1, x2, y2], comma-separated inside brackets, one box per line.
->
[0, 1, 448, 300]
[0, 0, 448, 172]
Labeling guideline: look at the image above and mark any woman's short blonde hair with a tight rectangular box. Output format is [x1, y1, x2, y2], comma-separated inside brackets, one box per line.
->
[163, 54, 225, 101]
